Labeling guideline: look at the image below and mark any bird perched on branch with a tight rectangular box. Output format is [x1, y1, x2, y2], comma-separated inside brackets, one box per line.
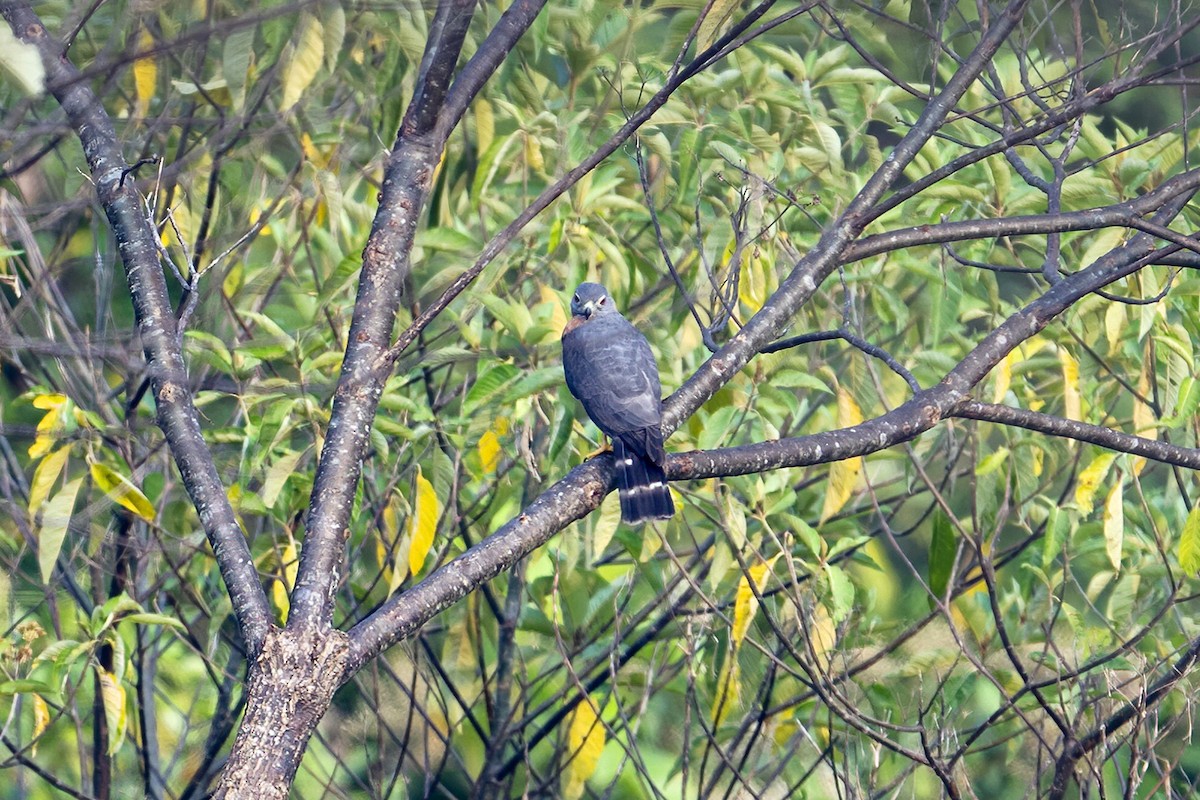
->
[561, 282, 675, 524]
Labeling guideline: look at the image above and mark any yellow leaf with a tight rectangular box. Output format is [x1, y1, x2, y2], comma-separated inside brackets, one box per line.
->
[29, 393, 68, 458]
[0, 24, 47, 96]
[133, 29, 156, 117]
[98, 669, 127, 754]
[29, 445, 70, 518]
[31, 393, 67, 410]
[808, 602, 836, 669]
[39, 477, 82, 584]
[1131, 362, 1157, 477]
[273, 538, 298, 622]
[731, 559, 773, 648]
[539, 284, 568, 337]
[31, 694, 49, 756]
[991, 350, 1012, 404]
[478, 430, 502, 474]
[1060, 349, 1081, 420]
[281, 15, 324, 111]
[524, 132, 544, 172]
[407, 468, 439, 575]
[1075, 452, 1118, 516]
[89, 462, 156, 521]
[820, 387, 864, 523]
[384, 491, 406, 596]
[591, 491, 621, 561]
[1103, 478, 1123, 573]
[696, 0, 739, 52]
[475, 98, 494, 156]
[710, 656, 739, 727]
[1179, 504, 1200, 575]
[162, 202, 196, 254]
[738, 246, 768, 312]
[1104, 301, 1125, 352]
[563, 696, 605, 800]
[300, 132, 326, 168]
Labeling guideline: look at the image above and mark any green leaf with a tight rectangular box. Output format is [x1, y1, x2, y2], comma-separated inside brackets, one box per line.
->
[262, 448, 306, 510]
[223, 22, 256, 109]
[38, 477, 82, 584]
[464, 363, 520, 412]
[92, 593, 145, 634]
[117, 612, 186, 630]
[281, 15, 324, 110]
[928, 510, 957, 602]
[792, 516, 822, 559]
[0, 679, 58, 696]
[823, 563, 855, 623]
[416, 226, 478, 254]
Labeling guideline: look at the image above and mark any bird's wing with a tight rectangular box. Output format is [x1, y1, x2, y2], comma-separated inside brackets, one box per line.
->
[563, 315, 663, 437]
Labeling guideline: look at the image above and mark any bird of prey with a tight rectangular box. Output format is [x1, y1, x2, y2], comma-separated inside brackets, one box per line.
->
[561, 282, 675, 524]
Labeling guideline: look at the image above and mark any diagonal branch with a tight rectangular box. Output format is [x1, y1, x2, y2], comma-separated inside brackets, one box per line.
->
[0, 0, 273, 655]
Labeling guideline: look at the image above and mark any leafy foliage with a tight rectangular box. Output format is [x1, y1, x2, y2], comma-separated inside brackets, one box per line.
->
[2, 0, 1200, 798]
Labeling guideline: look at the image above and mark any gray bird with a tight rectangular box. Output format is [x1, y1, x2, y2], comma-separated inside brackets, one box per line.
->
[561, 282, 675, 523]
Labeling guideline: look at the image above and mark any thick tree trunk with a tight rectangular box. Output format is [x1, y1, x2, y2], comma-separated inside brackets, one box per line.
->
[211, 626, 349, 800]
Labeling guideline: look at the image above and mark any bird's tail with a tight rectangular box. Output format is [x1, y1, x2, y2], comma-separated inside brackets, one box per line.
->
[614, 437, 674, 524]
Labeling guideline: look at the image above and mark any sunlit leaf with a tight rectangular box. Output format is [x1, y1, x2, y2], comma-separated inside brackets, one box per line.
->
[0, 25, 45, 96]
[808, 602, 836, 669]
[696, 0, 738, 52]
[591, 491, 621, 561]
[38, 477, 82, 584]
[1131, 362, 1157, 476]
[408, 468, 439, 575]
[1075, 452, 1118, 516]
[1103, 478, 1124, 573]
[97, 669, 127, 754]
[731, 559, 774, 648]
[563, 695, 605, 800]
[28, 445, 70, 519]
[819, 387, 864, 523]
[89, 462, 156, 521]
[31, 693, 49, 755]
[1179, 505, 1200, 575]
[475, 98, 495, 156]
[133, 28, 156, 117]
[1059, 348, 1081, 420]
[991, 351, 1012, 404]
[478, 430, 502, 474]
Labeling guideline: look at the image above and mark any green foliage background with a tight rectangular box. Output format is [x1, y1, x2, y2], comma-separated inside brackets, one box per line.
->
[2, 0, 1199, 797]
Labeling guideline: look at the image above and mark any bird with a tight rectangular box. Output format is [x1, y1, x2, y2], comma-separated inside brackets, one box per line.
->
[561, 282, 675, 524]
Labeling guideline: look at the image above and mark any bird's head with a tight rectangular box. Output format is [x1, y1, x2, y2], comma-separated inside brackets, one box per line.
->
[570, 282, 613, 320]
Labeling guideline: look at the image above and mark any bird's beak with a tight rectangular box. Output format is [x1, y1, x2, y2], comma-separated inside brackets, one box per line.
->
[580, 300, 596, 319]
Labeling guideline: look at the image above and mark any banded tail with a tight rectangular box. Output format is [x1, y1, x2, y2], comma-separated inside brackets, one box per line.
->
[613, 436, 674, 524]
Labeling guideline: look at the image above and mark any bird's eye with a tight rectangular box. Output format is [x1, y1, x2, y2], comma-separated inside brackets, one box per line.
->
[598, 296, 607, 305]
[573, 293, 580, 303]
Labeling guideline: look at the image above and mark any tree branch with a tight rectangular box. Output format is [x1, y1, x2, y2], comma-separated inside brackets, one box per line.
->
[954, 401, 1200, 469]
